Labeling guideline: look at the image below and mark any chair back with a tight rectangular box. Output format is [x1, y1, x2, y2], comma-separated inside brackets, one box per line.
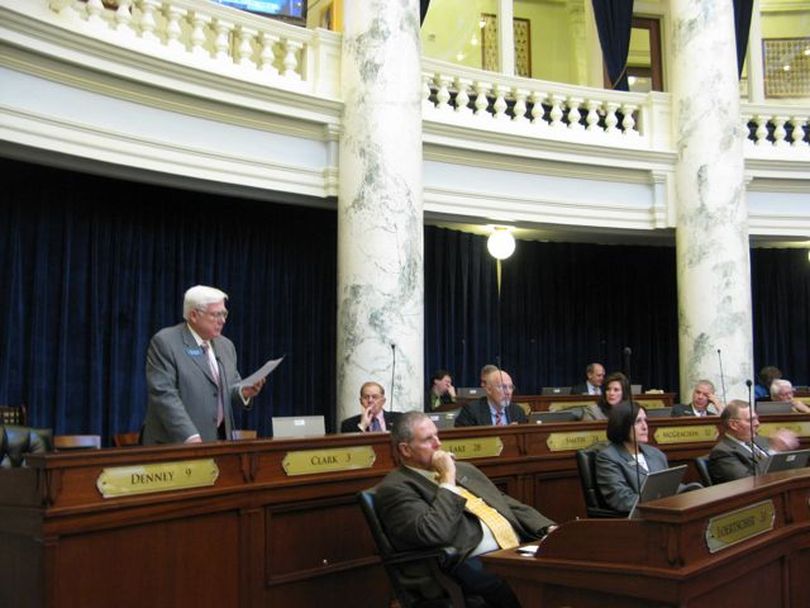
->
[575, 444, 622, 518]
[0, 404, 27, 426]
[54, 435, 101, 450]
[1, 425, 53, 468]
[357, 488, 466, 608]
[694, 456, 713, 486]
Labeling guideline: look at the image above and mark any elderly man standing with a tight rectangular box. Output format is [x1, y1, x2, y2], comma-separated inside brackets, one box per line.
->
[340, 381, 401, 432]
[143, 285, 265, 444]
[672, 379, 724, 417]
[708, 400, 799, 484]
[376, 411, 555, 607]
[573, 362, 605, 395]
[454, 367, 527, 427]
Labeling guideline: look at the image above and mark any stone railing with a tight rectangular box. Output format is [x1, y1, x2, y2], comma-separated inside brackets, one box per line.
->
[37, 0, 341, 98]
[742, 102, 810, 152]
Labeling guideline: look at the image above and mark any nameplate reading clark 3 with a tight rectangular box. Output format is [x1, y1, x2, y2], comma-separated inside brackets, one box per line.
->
[705, 500, 775, 554]
[282, 446, 376, 476]
[96, 459, 219, 498]
[441, 438, 504, 459]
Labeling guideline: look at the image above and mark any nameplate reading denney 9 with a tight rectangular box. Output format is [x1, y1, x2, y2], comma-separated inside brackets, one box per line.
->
[96, 459, 219, 498]
[282, 446, 376, 476]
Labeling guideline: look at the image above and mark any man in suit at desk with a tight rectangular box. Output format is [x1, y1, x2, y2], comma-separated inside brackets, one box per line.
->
[671, 380, 724, 417]
[454, 368, 528, 427]
[376, 411, 555, 608]
[142, 285, 265, 444]
[572, 362, 605, 395]
[340, 381, 401, 432]
[708, 400, 798, 484]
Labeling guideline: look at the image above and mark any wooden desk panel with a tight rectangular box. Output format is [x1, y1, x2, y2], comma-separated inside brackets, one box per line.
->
[1, 415, 808, 607]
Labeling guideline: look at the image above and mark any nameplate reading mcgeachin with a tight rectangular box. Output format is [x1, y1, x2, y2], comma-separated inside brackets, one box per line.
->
[282, 446, 376, 476]
[546, 431, 606, 452]
[654, 425, 719, 445]
[705, 499, 775, 554]
[441, 438, 504, 460]
[96, 459, 219, 499]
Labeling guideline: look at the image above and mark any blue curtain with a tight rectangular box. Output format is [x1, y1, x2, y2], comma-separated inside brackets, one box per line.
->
[420, 0, 430, 25]
[733, 0, 754, 78]
[591, 0, 634, 91]
[0, 159, 337, 441]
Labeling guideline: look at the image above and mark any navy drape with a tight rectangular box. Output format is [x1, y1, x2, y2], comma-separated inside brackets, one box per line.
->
[733, 0, 754, 78]
[420, 0, 430, 25]
[2, 159, 808, 442]
[591, 0, 634, 91]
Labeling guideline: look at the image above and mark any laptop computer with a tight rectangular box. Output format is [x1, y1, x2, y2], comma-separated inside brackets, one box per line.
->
[630, 384, 643, 395]
[456, 387, 484, 399]
[541, 386, 572, 396]
[428, 410, 460, 429]
[644, 407, 672, 418]
[756, 401, 794, 414]
[529, 410, 581, 424]
[628, 464, 687, 519]
[271, 415, 326, 438]
[764, 449, 810, 473]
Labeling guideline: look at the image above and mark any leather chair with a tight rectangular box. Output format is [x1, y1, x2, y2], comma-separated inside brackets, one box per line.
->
[694, 456, 713, 487]
[357, 487, 472, 608]
[575, 444, 623, 518]
[0, 425, 53, 468]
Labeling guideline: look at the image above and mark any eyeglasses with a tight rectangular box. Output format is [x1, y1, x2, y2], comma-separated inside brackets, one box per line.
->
[198, 309, 228, 321]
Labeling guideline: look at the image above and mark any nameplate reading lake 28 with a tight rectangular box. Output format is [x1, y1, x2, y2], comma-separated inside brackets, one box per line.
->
[282, 446, 376, 476]
[441, 438, 504, 459]
[96, 459, 219, 498]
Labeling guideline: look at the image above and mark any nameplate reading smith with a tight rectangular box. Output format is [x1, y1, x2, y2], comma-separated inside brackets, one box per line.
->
[282, 446, 376, 476]
[96, 459, 219, 499]
[546, 431, 606, 452]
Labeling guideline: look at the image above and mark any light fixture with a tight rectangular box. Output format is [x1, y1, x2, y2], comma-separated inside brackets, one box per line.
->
[487, 226, 516, 260]
[807, 250, 810, 263]
[783, 64, 791, 72]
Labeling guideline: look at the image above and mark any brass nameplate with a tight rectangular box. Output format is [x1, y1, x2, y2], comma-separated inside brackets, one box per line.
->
[654, 425, 719, 444]
[282, 446, 376, 476]
[441, 438, 504, 460]
[546, 431, 606, 452]
[705, 499, 775, 554]
[96, 459, 219, 499]
[760, 421, 810, 438]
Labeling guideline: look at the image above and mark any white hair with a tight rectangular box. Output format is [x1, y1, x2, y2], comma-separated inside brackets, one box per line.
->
[182, 285, 228, 320]
[770, 378, 793, 400]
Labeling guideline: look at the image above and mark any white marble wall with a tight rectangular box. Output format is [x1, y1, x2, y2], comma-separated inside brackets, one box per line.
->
[336, 0, 424, 424]
[671, 1, 753, 400]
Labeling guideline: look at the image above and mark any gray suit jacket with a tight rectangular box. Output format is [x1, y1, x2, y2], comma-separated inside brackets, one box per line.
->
[595, 442, 669, 513]
[453, 397, 528, 427]
[375, 462, 554, 565]
[708, 435, 771, 484]
[143, 323, 246, 444]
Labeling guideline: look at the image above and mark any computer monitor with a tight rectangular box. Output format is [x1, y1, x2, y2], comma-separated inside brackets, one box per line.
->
[764, 449, 810, 473]
[628, 464, 687, 519]
[529, 410, 581, 424]
[271, 415, 326, 438]
[541, 386, 572, 396]
[756, 401, 794, 415]
[456, 387, 484, 399]
[644, 407, 672, 418]
[428, 410, 460, 429]
[630, 384, 642, 395]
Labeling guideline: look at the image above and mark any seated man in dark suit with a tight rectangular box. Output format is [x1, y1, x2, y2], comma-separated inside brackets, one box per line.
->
[340, 381, 401, 432]
[454, 367, 527, 427]
[572, 362, 605, 395]
[708, 400, 798, 484]
[376, 412, 555, 608]
[671, 379, 724, 417]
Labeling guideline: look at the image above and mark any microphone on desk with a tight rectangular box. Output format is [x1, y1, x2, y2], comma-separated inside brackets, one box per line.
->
[746, 379, 757, 476]
[389, 343, 396, 412]
[717, 349, 728, 406]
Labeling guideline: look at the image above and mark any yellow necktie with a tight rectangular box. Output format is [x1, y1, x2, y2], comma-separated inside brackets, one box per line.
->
[455, 485, 520, 550]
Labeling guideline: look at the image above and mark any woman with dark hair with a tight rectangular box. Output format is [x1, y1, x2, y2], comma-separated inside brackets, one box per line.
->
[425, 369, 456, 411]
[581, 372, 630, 421]
[594, 401, 670, 514]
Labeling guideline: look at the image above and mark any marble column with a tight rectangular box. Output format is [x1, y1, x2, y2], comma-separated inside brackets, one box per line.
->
[336, 1, 424, 425]
[671, 1, 753, 401]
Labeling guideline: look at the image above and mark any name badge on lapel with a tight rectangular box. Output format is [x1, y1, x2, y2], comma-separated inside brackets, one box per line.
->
[185, 347, 203, 357]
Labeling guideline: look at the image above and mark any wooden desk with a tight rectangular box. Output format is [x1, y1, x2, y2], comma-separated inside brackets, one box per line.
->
[1, 415, 807, 607]
[483, 469, 810, 607]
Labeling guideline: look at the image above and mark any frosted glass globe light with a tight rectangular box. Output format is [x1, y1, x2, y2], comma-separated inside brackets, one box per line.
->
[487, 228, 516, 260]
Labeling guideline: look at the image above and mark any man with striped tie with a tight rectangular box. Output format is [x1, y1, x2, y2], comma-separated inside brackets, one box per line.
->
[708, 399, 798, 484]
[376, 411, 555, 607]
